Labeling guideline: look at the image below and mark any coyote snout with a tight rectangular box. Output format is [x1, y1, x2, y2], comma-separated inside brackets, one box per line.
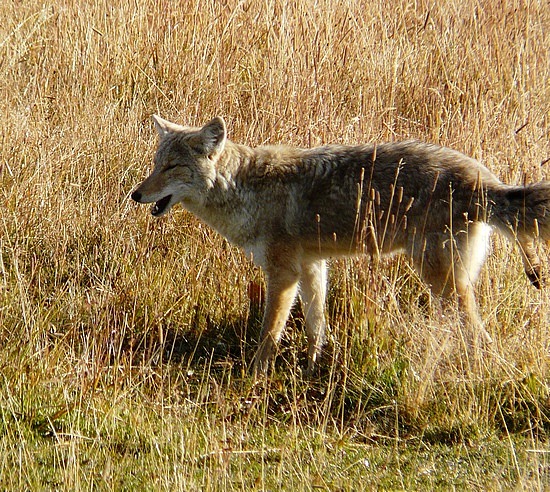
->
[133, 115, 550, 377]
[131, 188, 173, 217]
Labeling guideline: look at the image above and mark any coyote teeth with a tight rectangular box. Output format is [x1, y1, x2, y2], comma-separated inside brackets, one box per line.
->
[151, 195, 172, 216]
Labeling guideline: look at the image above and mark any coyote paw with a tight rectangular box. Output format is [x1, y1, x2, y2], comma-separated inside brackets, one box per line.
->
[251, 346, 275, 379]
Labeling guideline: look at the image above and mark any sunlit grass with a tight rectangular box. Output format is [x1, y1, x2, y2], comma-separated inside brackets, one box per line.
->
[0, 0, 549, 489]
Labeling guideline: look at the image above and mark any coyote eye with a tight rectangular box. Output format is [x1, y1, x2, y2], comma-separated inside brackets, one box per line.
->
[163, 163, 178, 172]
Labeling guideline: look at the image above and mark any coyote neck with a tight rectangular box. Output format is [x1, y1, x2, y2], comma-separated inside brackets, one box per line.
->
[187, 141, 258, 247]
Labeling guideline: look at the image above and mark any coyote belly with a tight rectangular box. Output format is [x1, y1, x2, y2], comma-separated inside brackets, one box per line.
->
[132, 115, 550, 375]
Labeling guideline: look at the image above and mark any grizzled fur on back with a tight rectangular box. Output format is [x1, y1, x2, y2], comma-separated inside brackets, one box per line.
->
[132, 115, 550, 375]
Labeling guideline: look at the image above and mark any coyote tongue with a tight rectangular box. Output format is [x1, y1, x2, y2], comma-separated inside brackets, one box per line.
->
[151, 195, 172, 216]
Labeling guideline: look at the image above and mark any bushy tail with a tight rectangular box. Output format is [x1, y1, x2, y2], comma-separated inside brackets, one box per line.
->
[491, 182, 550, 240]
[490, 181, 550, 288]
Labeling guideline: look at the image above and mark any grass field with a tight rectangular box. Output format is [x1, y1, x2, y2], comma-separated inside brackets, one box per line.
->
[1, 0, 549, 489]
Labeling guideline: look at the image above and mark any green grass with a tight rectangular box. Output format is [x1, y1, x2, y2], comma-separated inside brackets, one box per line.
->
[1, 0, 549, 489]
[0, 360, 548, 490]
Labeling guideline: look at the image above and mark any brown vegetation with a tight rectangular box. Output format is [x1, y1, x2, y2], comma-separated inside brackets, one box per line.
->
[0, 0, 548, 489]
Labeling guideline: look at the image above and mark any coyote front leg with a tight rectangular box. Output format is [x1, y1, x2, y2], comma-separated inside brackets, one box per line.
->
[252, 261, 300, 376]
[299, 259, 328, 373]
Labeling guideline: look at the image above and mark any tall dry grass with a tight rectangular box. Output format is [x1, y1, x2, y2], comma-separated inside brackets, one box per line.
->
[0, 0, 549, 489]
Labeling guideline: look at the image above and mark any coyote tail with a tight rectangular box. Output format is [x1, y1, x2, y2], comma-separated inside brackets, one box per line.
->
[490, 181, 550, 288]
[491, 182, 550, 240]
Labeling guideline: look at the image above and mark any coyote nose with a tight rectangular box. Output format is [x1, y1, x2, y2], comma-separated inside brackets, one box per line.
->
[131, 190, 142, 202]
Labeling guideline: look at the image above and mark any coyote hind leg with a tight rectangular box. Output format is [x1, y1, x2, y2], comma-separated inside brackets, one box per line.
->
[410, 224, 493, 345]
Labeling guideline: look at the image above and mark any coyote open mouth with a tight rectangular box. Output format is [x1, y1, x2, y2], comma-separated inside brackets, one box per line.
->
[151, 195, 172, 216]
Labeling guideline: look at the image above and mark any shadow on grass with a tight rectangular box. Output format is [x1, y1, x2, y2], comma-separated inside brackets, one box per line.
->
[115, 298, 550, 445]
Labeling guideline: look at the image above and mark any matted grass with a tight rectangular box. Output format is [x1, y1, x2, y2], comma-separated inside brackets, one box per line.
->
[1, 0, 549, 489]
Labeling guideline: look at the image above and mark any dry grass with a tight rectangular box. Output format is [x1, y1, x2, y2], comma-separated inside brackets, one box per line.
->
[1, 0, 549, 489]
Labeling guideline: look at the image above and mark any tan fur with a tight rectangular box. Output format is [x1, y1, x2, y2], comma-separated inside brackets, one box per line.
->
[132, 115, 550, 375]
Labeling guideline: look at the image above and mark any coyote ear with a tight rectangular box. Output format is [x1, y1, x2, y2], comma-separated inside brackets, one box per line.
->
[201, 116, 227, 155]
[151, 114, 185, 137]
[197, 117, 227, 157]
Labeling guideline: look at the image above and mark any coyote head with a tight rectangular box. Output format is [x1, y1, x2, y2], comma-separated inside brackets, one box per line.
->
[131, 115, 226, 216]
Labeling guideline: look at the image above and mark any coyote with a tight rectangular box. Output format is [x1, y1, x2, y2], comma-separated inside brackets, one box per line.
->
[132, 115, 549, 375]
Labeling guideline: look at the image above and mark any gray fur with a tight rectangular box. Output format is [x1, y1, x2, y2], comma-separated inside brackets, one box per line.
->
[132, 116, 549, 375]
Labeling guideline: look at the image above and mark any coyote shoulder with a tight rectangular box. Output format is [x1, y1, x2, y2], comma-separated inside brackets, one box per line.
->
[132, 115, 550, 375]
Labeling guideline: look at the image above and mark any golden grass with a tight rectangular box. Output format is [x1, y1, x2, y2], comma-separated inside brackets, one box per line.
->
[1, 0, 549, 489]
